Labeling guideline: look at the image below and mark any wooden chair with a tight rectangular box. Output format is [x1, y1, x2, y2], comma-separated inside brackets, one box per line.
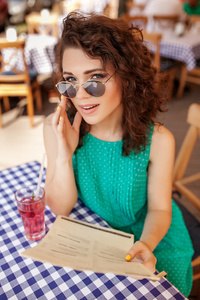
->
[192, 256, 200, 281]
[141, 30, 177, 101]
[176, 16, 200, 98]
[142, 30, 162, 70]
[125, 0, 145, 15]
[173, 103, 200, 212]
[152, 15, 179, 32]
[173, 103, 200, 281]
[122, 15, 148, 29]
[188, 15, 200, 28]
[103, 0, 120, 18]
[0, 38, 42, 127]
[172, 194, 200, 281]
[25, 12, 59, 38]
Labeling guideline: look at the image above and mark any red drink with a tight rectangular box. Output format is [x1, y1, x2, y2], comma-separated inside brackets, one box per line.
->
[15, 185, 45, 241]
[18, 197, 45, 241]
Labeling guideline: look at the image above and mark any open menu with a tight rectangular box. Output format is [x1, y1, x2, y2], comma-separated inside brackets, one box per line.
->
[21, 216, 165, 281]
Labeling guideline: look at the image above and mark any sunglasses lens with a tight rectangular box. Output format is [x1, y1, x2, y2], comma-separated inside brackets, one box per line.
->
[56, 82, 76, 98]
[84, 81, 105, 97]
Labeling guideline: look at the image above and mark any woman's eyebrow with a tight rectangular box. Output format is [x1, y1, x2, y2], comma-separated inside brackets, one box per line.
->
[63, 68, 105, 76]
[84, 68, 105, 74]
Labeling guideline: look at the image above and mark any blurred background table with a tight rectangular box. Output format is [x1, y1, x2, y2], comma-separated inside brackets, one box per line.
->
[0, 161, 187, 300]
[1, 34, 58, 75]
[160, 31, 200, 71]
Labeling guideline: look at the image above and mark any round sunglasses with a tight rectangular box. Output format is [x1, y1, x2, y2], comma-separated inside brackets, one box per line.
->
[56, 72, 115, 98]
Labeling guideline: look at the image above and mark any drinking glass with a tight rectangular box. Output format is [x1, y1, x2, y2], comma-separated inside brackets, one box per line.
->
[15, 185, 45, 241]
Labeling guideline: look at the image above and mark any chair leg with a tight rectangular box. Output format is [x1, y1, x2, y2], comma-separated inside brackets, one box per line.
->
[33, 80, 42, 112]
[166, 69, 176, 102]
[0, 99, 2, 127]
[192, 256, 200, 281]
[177, 65, 188, 98]
[161, 69, 175, 102]
[26, 90, 34, 127]
[3, 96, 10, 111]
[35, 86, 42, 112]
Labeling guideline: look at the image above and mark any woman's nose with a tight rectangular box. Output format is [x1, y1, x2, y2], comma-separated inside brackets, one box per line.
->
[75, 84, 90, 99]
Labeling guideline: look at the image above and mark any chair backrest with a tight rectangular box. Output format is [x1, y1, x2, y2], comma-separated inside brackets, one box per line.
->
[188, 15, 200, 34]
[173, 103, 200, 182]
[126, 0, 145, 14]
[152, 15, 179, 32]
[0, 38, 30, 84]
[123, 15, 148, 29]
[131, 28, 162, 70]
[103, 0, 119, 18]
[142, 30, 162, 70]
[153, 15, 179, 23]
[134, 29, 175, 101]
[173, 103, 200, 212]
[25, 12, 59, 38]
[188, 15, 200, 25]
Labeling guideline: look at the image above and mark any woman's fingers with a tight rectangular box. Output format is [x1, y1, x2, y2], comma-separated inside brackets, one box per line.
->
[73, 111, 82, 133]
[125, 241, 147, 261]
[60, 94, 67, 108]
[125, 241, 157, 273]
[142, 260, 156, 273]
[52, 95, 71, 130]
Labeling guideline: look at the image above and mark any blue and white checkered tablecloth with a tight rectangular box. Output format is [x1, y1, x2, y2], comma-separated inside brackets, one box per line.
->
[0, 161, 187, 300]
[160, 32, 200, 71]
[2, 34, 58, 75]
[25, 34, 58, 74]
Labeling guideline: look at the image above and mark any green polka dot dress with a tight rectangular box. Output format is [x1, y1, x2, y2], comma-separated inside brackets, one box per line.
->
[72, 129, 194, 297]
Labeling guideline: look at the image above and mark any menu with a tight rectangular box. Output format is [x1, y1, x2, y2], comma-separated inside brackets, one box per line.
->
[21, 216, 166, 281]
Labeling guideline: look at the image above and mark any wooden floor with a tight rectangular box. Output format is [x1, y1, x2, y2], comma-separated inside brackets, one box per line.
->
[0, 79, 200, 299]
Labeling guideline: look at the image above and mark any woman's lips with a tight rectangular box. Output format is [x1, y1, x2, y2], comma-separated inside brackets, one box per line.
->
[79, 104, 100, 114]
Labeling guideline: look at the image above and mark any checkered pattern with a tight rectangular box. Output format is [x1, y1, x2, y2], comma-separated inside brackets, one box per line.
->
[0, 162, 187, 299]
[25, 34, 58, 74]
[160, 32, 200, 71]
[2, 34, 58, 75]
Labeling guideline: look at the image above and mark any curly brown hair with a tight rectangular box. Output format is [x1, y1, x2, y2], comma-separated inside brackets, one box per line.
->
[55, 11, 167, 155]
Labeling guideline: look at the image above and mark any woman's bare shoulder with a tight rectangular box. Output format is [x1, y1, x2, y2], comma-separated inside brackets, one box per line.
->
[150, 123, 175, 160]
[152, 123, 175, 144]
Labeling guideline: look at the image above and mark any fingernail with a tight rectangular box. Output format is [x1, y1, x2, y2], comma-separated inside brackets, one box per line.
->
[60, 117, 63, 121]
[57, 106, 60, 111]
[125, 254, 131, 261]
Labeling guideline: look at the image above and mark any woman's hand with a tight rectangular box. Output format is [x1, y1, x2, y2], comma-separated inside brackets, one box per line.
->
[52, 95, 82, 162]
[125, 241, 157, 273]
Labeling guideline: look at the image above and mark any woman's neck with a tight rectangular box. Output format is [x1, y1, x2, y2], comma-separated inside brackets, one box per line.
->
[89, 126, 123, 142]
[89, 115, 123, 142]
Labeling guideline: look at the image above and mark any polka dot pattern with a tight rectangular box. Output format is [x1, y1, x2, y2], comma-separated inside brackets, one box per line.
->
[73, 128, 194, 297]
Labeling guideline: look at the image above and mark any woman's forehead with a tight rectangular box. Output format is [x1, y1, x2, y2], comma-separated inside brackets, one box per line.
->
[62, 47, 113, 73]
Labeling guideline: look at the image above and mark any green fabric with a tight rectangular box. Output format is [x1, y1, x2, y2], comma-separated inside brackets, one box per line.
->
[184, 1, 200, 15]
[73, 128, 194, 297]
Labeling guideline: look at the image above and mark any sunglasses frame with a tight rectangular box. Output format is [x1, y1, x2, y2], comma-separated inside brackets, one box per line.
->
[55, 71, 115, 98]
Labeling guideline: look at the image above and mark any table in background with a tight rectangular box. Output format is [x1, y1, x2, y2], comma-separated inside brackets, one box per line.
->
[2, 34, 58, 74]
[160, 31, 200, 71]
[25, 34, 58, 74]
[0, 161, 187, 300]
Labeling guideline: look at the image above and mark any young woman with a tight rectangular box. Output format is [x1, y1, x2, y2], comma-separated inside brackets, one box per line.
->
[43, 12, 194, 297]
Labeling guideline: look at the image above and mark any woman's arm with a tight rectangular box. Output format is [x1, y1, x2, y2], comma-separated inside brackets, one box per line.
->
[126, 124, 175, 272]
[43, 96, 82, 216]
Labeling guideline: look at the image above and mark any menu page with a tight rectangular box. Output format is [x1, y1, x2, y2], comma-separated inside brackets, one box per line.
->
[21, 216, 163, 281]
